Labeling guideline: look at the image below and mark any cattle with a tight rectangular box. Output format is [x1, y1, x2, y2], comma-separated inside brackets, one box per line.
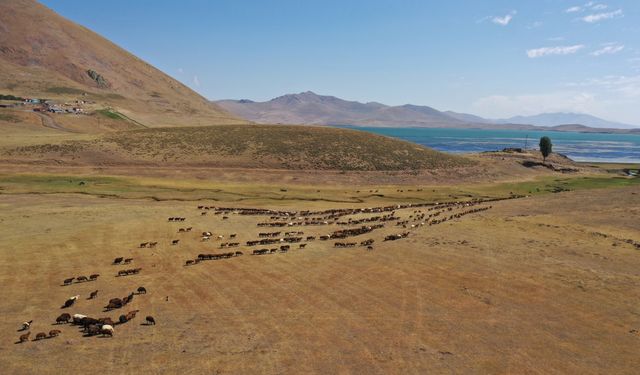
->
[145, 316, 156, 325]
[49, 329, 61, 338]
[76, 276, 88, 282]
[89, 274, 100, 281]
[137, 286, 147, 294]
[89, 290, 99, 299]
[56, 313, 71, 324]
[34, 332, 47, 341]
[63, 277, 74, 286]
[113, 257, 124, 264]
[18, 332, 30, 343]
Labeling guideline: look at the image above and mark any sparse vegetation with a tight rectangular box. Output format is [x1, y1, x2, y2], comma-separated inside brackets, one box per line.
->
[46, 86, 86, 95]
[96, 108, 128, 121]
[0, 112, 20, 122]
[86, 69, 109, 88]
[0, 94, 24, 101]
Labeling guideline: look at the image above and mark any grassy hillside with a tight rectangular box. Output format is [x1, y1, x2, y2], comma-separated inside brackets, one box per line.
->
[5, 125, 473, 171]
[0, 0, 245, 127]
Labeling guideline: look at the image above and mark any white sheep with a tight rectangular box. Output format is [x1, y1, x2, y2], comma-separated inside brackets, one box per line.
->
[72, 314, 87, 324]
[101, 324, 114, 336]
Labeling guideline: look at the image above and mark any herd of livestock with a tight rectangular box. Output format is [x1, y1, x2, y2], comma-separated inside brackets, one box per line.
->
[17, 195, 523, 343]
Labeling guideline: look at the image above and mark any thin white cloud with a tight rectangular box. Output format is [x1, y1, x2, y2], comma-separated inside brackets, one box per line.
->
[472, 91, 598, 118]
[492, 11, 516, 26]
[177, 68, 184, 74]
[526, 45, 585, 58]
[566, 2, 609, 13]
[566, 75, 640, 98]
[582, 9, 623, 23]
[527, 21, 543, 29]
[590, 43, 624, 56]
[193, 75, 200, 87]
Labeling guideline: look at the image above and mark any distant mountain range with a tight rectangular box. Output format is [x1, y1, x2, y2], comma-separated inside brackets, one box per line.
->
[216, 91, 639, 133]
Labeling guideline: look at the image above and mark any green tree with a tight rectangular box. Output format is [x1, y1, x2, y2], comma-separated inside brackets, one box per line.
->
[539, 136, 552, 163]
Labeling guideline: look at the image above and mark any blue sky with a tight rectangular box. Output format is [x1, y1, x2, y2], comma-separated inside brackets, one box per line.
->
[41, 0, 640, 125]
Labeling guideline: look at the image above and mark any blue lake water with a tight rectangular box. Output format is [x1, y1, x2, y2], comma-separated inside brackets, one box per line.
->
[339, 126, 640, 164]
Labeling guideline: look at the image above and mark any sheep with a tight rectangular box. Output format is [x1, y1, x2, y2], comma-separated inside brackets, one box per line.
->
[89, 290, 99, 299]
[89, 274, 100, 281]
[56, 313, 71, 324]
[85, 324, 100, 336]
[106, 301, 122, 310]
[20, 320, 33, 331]
[118, 314, 128, 324]
[76, 276, 88, 282]
[63, 278, 74, 286]
[98, 317, 114, 326]
[34, 332, 47, 341]
[49, 329, 61, 338]
[100, 324, 114, 337]
[123, 258, 133, 264]
[18, 332, 30, 343]
[137, 286, 147, 294]
[72, 314, 87, 324]
[171, 239, 180, 245]
[185, 260, 195, 266]
[145, 316, 156, 325]
[113, 257, 124, 264]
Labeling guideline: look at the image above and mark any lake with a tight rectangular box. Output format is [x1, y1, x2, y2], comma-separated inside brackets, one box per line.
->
[340, 126, 640, 164]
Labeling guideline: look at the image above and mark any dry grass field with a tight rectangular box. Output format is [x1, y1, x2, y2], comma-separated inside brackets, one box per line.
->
[0, 174, 638, 374]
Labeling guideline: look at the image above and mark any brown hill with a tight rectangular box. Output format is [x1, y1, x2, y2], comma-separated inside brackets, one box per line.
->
[4, 124, 473, 171]
[0, 0, 245, 127]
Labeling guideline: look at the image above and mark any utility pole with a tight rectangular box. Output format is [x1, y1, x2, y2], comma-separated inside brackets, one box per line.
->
[524, 134, 528, 150]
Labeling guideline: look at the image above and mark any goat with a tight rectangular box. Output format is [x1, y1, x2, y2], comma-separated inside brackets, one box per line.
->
[20, 320, 33, 331]
[18, 332, 30, 343]
[49, 329, 61, 338]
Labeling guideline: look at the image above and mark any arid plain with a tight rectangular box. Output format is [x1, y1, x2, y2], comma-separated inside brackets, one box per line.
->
[1, 1, 639, 373]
